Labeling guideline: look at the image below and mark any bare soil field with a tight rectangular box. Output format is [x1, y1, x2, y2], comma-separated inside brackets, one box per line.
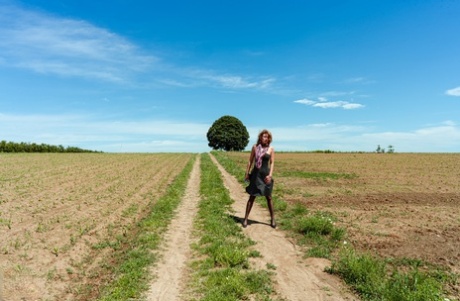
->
[0, 153, 193, 301]
[224, 152, 460, 290]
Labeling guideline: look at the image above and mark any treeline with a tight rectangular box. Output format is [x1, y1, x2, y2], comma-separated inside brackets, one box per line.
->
[0, 140, 101, 153]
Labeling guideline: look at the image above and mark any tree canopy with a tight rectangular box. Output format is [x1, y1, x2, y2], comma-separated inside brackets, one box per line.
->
[207, 115, 249, 151]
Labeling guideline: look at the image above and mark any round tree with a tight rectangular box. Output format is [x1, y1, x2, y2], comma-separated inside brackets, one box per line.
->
[207, 115, 249, 151]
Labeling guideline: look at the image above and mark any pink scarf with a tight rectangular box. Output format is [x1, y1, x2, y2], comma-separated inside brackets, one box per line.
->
[255, 144, 268, 169]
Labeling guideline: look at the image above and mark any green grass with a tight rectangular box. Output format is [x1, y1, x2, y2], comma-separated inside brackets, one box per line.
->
[327, 247, 453, 301]
[188, 153, 276, 301]
[278, 203, 345, 258]
[92, 155, 196, 301]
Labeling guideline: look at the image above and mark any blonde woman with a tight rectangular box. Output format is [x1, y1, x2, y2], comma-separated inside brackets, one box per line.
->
[243, 129, 275, 228]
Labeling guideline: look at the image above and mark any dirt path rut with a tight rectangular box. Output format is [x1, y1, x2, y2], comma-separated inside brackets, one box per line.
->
[146, 155, 201, 301]
[210, 154, 358, 301]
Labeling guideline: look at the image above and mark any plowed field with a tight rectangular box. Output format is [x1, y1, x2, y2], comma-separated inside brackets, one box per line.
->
[0, 153, 193, 301]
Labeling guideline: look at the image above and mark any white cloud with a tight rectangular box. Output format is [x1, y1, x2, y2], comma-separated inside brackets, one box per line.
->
[189, 70, 276, 90]
[342, 77, 375, 84]
[294, 98, 364, 110]
[293, 99, 315, 105]
[342, 103, 364, 109]
[445, 86, 460, 96]
[0, 5, 155, 82]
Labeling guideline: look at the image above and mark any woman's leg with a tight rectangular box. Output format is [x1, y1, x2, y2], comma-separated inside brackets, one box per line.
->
[243, 196, 256, 227]
[266, 196, 276, 228]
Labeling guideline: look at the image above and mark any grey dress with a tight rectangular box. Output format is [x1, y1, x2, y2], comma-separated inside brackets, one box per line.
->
[246, 153, 274, 197]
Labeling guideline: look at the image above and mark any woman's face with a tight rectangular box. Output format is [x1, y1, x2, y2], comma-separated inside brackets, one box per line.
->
[261, 133, 269, 145]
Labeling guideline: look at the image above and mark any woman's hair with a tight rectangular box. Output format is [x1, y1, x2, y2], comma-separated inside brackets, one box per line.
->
[257, 129, 272, 146]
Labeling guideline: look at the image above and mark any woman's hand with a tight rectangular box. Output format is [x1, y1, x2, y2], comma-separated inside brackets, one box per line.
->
[264, 175, 272, 184]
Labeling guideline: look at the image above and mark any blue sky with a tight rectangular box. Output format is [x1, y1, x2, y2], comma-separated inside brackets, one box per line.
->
[1, 0, 459, 153]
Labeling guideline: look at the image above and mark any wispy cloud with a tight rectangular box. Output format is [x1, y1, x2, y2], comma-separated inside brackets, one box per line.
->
[342, 77, 375, 84]
[294, 98, 364, 110]
[445, 86, 460, 96]
[159, 68, 276, 90]
[0, 5, 155, 83]
[207, 75, 273, 89]
[0, 4, 278, 91]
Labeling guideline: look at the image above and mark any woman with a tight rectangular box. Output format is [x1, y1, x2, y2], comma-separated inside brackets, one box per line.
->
[243, 129, 276, 228]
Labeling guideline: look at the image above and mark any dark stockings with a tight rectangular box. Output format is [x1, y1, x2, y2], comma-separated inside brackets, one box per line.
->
[242, 196, 255, 227]
[242, 195, 276, 228]
[266, 196, 276, 228]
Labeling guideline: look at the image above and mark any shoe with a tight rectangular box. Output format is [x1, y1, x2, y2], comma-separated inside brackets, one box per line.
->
[242, 220, 248, 228]
[270, 220, 276, 228]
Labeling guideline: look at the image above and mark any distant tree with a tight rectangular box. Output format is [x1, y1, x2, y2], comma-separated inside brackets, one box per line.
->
[207, 115, 249, 151]
[376, 145, 385, 153]
[387, 145, 395, 153]
[0, 140, 100, 153]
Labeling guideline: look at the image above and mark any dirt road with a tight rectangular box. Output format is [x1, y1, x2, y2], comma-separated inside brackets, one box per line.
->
[146, 154, 358, 300]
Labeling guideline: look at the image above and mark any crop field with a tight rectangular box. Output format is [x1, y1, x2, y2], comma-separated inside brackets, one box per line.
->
[1, 152, 459, 300]
[223, 152, 460, 275]
[0, 153, 193, 300]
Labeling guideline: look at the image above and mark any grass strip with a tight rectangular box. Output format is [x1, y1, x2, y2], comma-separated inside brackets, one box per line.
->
[328, 247, 456, 301]
[211, 151, 457, 301]
[94, 155, 196, 301]
[189, 153, 275, 301]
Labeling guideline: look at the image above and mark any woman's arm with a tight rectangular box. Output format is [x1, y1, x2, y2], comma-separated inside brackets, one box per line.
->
[245, 145, 256, 180]
[266, 147, 275, 183]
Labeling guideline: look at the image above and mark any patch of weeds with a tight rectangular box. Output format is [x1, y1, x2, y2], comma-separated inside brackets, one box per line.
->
[69, 234, 77, 246]
[91, 236, 124, 251]
[121, 204, 138, 217]
[51, 246, 59, 257]
[47, 267, 57, 280]
[36, 221, 49, 233]
[0, 214, 12, 229]
[266, 263, 277, 270]
[328, 247, 452, 301]
[279, 205, 345, 259]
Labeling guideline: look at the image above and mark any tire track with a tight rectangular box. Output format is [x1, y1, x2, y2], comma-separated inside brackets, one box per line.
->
[146, 155, 201, 301]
